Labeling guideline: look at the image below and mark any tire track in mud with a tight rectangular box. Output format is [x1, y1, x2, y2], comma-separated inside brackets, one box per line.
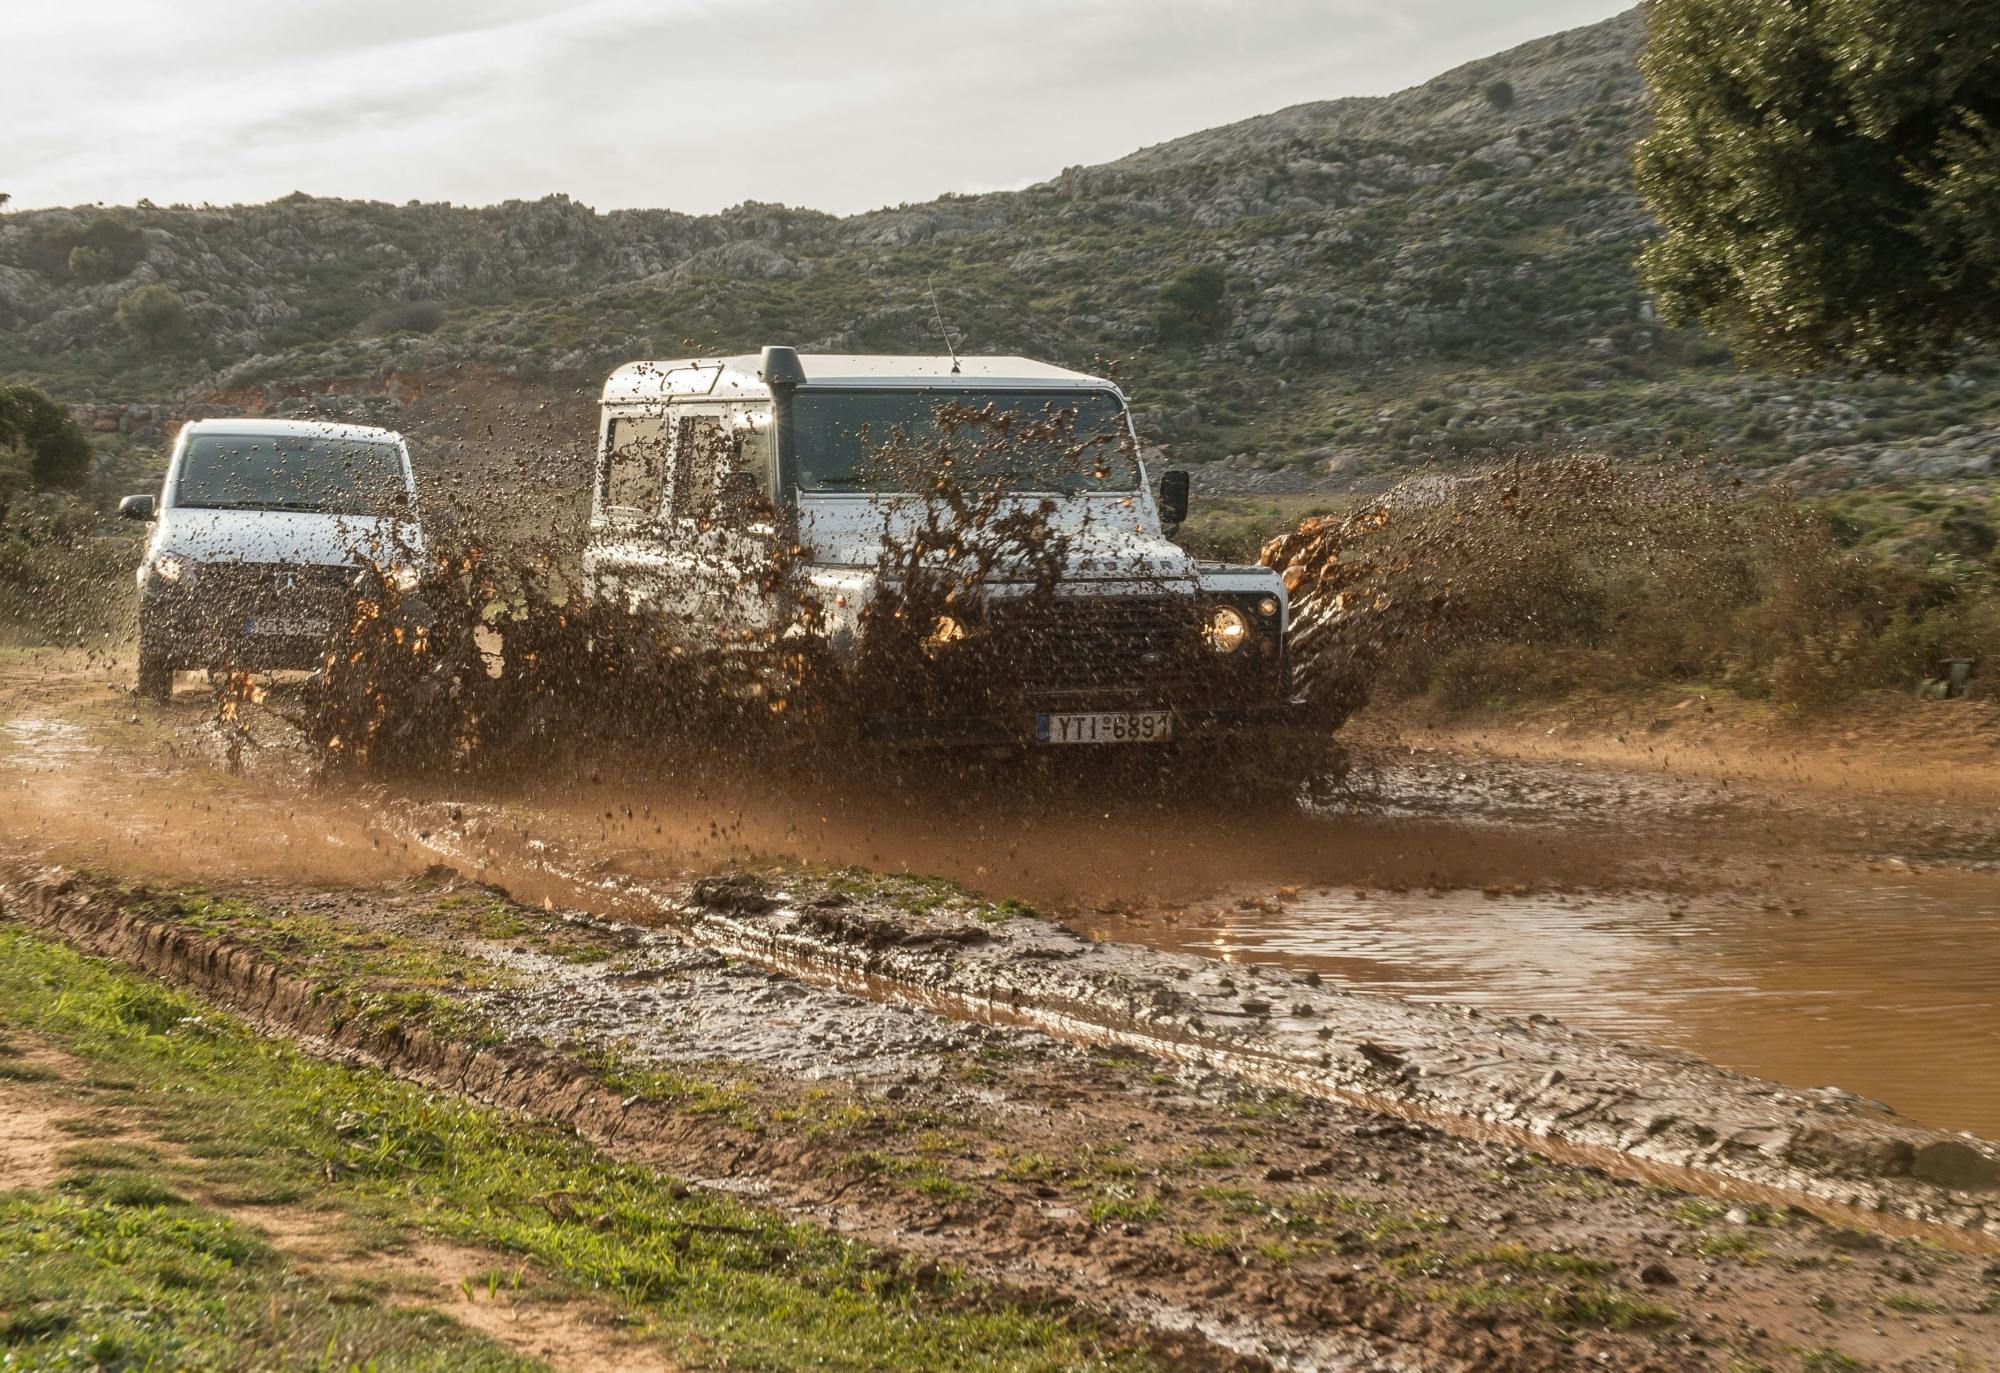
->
[0, 865, 1399, 1373]
[13, 863, 2000, 1372]
[384, 800, 2000, 1248]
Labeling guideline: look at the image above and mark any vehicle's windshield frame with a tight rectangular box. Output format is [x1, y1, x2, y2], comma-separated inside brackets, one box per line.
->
[169, 432, 412, 517]
[789, 386, 1140, 496]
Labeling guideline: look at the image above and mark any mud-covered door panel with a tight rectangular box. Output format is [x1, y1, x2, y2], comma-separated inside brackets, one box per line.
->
[589, 412, 679, 614]
[671, 410, 781, 642]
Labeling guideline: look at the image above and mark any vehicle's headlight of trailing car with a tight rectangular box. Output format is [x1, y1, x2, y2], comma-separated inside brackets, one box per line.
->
[151, 553, 189, 584]
[1204, 604, 1249, 653]
[924, 614, 968, 650]
[1257, 594, 1280, 620]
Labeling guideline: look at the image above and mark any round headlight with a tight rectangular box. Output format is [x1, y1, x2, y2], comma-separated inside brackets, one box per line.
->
[1205, 604, 1249, 653]
[152, 554, 188, 583]
[1257, 595, 1280, 618]
[926, 613, 967, 646]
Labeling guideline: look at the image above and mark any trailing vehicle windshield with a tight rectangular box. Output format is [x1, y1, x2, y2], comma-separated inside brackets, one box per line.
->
[793, 388, 1138, 493]
[173, 434, 408, 516]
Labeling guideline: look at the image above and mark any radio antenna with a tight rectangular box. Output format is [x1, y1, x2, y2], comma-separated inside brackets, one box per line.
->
[927, 278, 962, 374]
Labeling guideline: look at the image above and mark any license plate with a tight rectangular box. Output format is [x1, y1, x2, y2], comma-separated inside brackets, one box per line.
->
[1035, 710, 1173, 745]
[245, 616, 330, 637]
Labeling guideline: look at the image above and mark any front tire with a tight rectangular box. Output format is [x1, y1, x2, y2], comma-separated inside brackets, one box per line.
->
[137, 634, 173, 702]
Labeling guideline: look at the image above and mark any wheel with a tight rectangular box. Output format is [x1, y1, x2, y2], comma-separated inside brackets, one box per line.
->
[136, 636, 173, 702]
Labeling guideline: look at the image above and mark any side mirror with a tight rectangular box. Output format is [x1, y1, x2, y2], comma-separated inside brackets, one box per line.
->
[118, 494, 157, 521]
[1159, 470, 1190, 528]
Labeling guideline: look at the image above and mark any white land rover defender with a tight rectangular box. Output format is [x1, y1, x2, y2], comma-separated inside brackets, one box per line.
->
[583, 347, 1307, 749]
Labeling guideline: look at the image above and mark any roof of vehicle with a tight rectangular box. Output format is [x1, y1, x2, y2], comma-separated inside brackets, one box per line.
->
[601, 353, 1112, 405]
[180, 417, 407, 444]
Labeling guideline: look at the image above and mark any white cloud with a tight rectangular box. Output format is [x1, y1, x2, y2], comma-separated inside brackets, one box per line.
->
[2, 0, 1631, 214]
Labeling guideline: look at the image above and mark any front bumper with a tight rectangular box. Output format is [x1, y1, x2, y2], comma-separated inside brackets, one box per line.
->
[140, 574, 353, 671]
[860, 697, 1313, 747]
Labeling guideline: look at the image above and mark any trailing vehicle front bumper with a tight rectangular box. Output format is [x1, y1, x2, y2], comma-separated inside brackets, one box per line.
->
[139, 567, 356, 671]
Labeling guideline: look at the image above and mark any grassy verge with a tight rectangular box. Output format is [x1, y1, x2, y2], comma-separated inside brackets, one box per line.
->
[0, 924, 1153, 1373]
[0, 1185, 540, 1372]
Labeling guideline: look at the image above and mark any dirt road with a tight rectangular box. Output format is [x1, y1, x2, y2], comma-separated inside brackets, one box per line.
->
[7, 650, 1997, 1139]
[4, 649, 2000, 1369]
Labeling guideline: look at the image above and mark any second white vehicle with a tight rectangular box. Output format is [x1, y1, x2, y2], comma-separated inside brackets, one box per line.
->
[120, 418, 425, 700]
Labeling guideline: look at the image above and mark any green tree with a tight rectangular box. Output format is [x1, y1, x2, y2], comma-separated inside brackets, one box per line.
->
[0, 384, 92, 530]
[1635, 0, 2000, 372]
[116, 283, 191, 351]
[1483, 79, 1516, 110]
[67, 244, 116, 281]
[1156, 262, 1229, 343]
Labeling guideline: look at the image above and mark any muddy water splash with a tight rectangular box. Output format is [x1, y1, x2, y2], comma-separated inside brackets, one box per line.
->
[1263, 457, 1848, 716]
[307, 396, 1277, 787]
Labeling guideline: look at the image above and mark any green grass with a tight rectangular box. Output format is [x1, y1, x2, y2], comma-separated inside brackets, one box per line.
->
[1289, 1189, 1451, 1243]
[577, 1045, 757, 1122]
[0, 1189, 542, 1372]
[1426, 1276, 1679, 1330]
[1882, 1291, 1944, 1315]
[1695, 1229, 1768, 1261]
[427, 889, 617, 963]
[1085, 1187, 1164, 1228]
[0, 924, 1154, 1372]
[162, 890, 510, 1044]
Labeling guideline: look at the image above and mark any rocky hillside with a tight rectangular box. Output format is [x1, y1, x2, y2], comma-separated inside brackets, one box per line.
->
[3, 7, 1995, 492]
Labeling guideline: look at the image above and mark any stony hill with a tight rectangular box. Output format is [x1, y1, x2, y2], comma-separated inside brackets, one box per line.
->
[3, 8, 1994, 492]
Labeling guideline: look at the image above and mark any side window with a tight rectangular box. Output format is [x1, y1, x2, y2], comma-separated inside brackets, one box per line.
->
[603, 415, 668, 519]
[670, 415, 727, 519]
[731, 423, 771, 493]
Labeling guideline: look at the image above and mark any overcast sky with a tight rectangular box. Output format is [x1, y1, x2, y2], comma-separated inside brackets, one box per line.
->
[7, 0, 1629, 217]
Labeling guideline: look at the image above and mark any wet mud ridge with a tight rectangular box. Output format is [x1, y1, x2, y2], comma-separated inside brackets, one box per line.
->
[9, 863, 2000, 1373]
[397, 800, 2000, 1238]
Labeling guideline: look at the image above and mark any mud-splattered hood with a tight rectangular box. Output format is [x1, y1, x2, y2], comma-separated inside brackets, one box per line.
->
[796, 492, 1196, 585]
[149, 508, 424, 570]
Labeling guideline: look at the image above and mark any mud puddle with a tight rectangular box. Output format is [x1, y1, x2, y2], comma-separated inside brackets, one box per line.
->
[1083, 869, 2000, 1140]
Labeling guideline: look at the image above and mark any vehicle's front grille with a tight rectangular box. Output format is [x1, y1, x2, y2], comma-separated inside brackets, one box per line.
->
[194, 562, 354, 617]
[987, 595, 1209, 699]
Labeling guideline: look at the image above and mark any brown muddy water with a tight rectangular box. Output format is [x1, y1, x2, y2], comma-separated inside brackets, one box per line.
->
[1082, 871, 2000, 1142]
[3, 664, 1997, 1143]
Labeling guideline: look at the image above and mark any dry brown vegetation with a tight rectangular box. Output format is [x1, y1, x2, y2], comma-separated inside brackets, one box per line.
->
[1263, 457, 2000, 718]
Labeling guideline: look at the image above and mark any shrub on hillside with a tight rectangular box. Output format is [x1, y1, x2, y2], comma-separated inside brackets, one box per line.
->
[1155, 263, 1228, 343]
[0, 382, 93, 506]
[20, 216, 147, 279]
[116, 284, 191, 351]
[360, 300, 446, 336]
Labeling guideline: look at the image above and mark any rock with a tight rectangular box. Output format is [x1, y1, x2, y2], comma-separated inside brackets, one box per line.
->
[690, 874, 774, 916]
[1911, 1140, 2000, 1191]
[1355, 1040, 1405, 1069]
[1638, 1261, 1679, 1287]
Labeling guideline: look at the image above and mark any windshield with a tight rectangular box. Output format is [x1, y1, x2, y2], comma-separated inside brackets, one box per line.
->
[792, 388, 1138, 494]
[172, 433, 409, 516]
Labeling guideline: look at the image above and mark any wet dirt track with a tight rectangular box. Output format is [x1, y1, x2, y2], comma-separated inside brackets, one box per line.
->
[4, 647, 1998, 1143]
